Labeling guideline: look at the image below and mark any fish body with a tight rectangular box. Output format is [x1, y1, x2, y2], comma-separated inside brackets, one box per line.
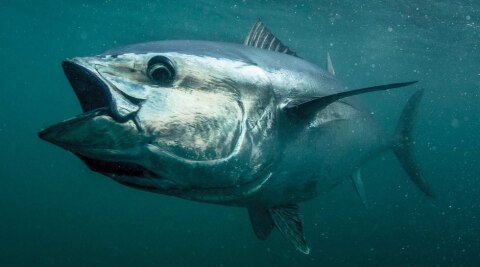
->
[39, 20, 432, 254]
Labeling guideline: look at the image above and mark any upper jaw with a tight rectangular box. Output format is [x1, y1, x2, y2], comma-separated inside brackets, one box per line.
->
[62, 58, 139, 121]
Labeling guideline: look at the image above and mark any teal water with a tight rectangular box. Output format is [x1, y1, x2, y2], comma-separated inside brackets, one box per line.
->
[1, 0, 479, 266]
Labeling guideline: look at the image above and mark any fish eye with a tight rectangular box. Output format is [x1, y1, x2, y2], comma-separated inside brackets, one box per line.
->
[147, 56, 175, 86]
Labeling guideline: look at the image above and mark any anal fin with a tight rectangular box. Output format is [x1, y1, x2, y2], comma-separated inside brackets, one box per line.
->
[351, 169, 368, 208]
[270, 204, 310, 254]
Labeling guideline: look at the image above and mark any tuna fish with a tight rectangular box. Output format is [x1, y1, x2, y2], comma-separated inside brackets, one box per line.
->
[39, 20, 434, 254]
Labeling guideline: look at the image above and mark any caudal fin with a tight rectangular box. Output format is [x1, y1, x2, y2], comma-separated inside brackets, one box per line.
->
[393, 89, 435, 197]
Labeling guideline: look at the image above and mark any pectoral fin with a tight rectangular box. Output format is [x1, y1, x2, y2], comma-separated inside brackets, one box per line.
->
[351, 169, 368, 208]
[282, 81, 418, 119]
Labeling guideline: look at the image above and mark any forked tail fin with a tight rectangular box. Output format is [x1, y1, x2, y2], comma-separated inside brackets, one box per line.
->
[393, 89, 435, 197]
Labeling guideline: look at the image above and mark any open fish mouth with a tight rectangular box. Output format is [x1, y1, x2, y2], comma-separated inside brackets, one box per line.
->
[38, 58, 130, 146]
[62, 59, 112, 113]
[38, 59, 147, 178]
[38, 59, 119, 146]
[61, 58, 141, 121]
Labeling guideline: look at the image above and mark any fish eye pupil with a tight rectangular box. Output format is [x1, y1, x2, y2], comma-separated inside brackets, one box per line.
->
[150, 64, 170, 82]
[147, 56, 175, 86]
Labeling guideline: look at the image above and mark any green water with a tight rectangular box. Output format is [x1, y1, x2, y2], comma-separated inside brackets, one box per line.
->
[1, 0, 479, 266]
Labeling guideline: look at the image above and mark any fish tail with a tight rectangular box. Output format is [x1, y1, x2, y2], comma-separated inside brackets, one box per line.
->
[392, 89, 435, 197]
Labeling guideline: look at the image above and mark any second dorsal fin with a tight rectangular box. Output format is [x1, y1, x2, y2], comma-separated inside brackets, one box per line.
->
[326, 52, 335, 75]
[244, 19, 298, 57]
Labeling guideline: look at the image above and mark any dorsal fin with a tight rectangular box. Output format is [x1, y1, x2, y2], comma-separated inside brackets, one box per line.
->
[244, 19, 298, 57]
[326, 52, 335, 75]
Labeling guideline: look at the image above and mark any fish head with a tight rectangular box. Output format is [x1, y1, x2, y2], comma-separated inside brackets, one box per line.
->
[39, 47, 277, 198]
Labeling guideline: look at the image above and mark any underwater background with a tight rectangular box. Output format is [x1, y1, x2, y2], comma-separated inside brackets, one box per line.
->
[1, 0, 479, 266]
